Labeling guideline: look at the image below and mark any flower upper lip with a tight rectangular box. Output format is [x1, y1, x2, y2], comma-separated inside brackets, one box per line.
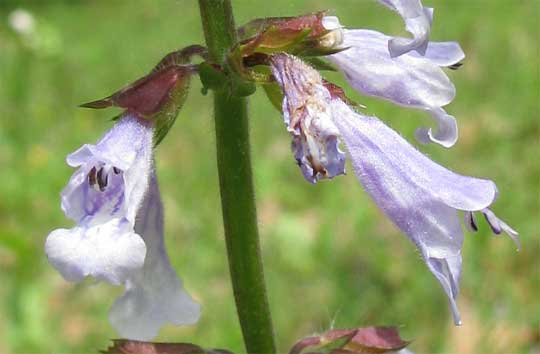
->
[375, 0, 434, 57]
[323, 20, 464, 147]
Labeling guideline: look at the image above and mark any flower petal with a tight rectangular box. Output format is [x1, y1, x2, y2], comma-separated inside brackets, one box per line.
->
[61, 166, 126, 225]
[414, 107, 458, 148]
[331, 100, 497, 212]
[45, 218, 146, 285]
[322, 16, 463, 68]
[426, 253, 462, 325]
[377, 0, 433, 57]
[67, 114, 153, 170]
[329, 29, 456, 110]
[321, 15, 342, 31]
[408, 41, 465, 67]
[109, 175, 200, 340]
[395, 350, 415, 354]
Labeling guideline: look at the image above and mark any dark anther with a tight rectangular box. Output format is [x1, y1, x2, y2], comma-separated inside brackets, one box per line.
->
[113, 167, 121, 174]
[449, 62, 463, 70]
[96, 167, 108, 192]
[88, 166, 97, 188]
[483, 211, 502, 234]
[487, 222, 502, 235]
[465, 212, 478, 232]
[470, 216, 478, 232]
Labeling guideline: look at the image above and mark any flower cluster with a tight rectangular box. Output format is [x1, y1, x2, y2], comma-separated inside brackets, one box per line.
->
[45, 0, 518, 342]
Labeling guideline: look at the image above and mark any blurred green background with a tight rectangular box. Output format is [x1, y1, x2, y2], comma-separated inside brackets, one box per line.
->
[0, 1, 539, 353]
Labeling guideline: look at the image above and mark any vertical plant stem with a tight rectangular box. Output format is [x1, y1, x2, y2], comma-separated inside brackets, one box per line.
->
[198, 1, 277, 353]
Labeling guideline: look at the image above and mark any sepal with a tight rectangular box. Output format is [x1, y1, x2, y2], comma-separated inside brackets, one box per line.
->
[290, 327, 411, 354]
[262, 83, 284, 111]
[151, 45, 207, 73]
[237, 12, 330, 54]
[81, 47, 202, 145]
[80, 64, 195, 118]
[230, 12, 345, 83]
[101, 339, 234, 354]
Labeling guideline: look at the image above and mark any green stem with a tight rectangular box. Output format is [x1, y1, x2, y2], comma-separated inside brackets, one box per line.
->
[198, 1, 277, 354]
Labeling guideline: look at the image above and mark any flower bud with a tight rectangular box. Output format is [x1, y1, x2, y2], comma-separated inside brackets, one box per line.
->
[230, 12, 346, 83]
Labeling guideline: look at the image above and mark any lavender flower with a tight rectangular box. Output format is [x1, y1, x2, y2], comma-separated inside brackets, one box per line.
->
[320, 1, 464, 148]
[270, 54, 519, 325]
[45, 113, 199, 339]
[46, 114, 153, 284]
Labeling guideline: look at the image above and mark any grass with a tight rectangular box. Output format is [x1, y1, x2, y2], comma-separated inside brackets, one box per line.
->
[0, 1, 539, 353]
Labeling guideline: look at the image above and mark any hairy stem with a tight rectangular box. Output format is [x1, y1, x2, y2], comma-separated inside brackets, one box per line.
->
[198, 1, 277, 353]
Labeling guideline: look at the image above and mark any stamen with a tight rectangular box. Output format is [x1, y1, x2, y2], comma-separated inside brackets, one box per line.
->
[500, 221, 521, 251]
[96, 167, 108, 192]
[482, 209, 502, 234]
[88, 166, 98, 190]
[113, 167, 121, 174]
[464, 211, 478, 232]
[449, 62, 463, 70]
[482, 209, 521, 251]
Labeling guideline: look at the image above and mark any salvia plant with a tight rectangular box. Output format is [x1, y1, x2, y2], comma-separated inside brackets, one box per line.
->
[45, 1, 520, 353]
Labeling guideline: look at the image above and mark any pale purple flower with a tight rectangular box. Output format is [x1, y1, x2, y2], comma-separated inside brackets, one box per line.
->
[321, 4, 464, 148]
[46, 114, 153, 284]
[270, 54, 519, 325]
[45, 113, 200, 339]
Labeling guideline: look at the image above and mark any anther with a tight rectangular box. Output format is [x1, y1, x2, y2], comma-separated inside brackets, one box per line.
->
[96, 167, 108, 192]
[88, 166, 97, 189]
[464, 211, 478, 232]
[482, 209, 502, 234]
[449, 62, 463, 70]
